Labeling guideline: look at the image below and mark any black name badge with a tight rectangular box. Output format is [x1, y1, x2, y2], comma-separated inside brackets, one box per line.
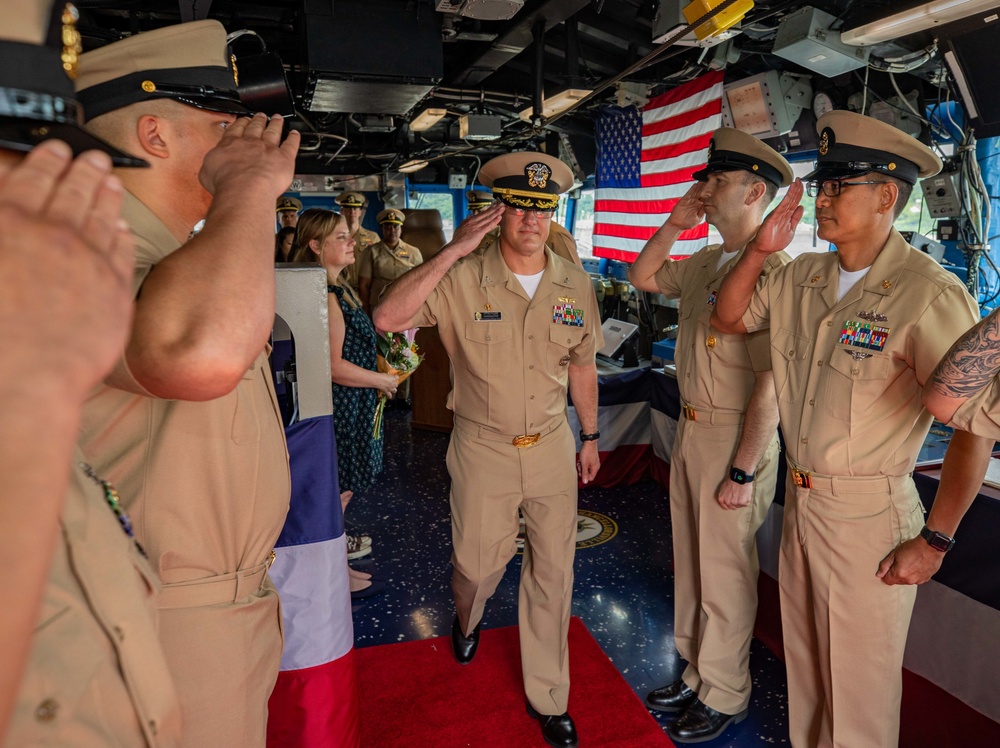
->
[475, 311, 502, 321]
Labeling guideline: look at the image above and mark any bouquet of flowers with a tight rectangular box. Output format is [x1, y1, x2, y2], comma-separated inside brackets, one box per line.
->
[372, 329, 423, 439]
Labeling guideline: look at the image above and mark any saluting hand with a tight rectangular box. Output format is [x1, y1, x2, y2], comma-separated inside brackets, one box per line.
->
[198, 112, 301, 199]
[749, 179, 804, 256]
[0, 141, 135, 397]
[446, 202, 505, 258]
[665, 183, 705, 231]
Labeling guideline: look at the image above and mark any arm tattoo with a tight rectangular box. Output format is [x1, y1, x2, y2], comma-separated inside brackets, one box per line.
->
[929, 311, 1000, 400]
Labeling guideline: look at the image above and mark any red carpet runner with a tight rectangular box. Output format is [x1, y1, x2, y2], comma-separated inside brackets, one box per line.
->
[356, 616, 674, 747]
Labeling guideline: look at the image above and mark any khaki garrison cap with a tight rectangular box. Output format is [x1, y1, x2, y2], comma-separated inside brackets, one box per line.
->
[692, 127, 793, 188]
[479, 152, 573, 211]
[276, 196, 302, 213]
[377, 208, 405, 225]
[337, 192, 367, 208]
[466, 190, 493, 210]
[0, 1, 146, 165]
[806, 110, 942, 185]
[75, 20, 248, 121]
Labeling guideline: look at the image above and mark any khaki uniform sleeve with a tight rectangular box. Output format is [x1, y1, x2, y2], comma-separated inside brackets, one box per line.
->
[909, 283, 980, 385]
[410, 263, 461, 329]
[358, 244, 374, 279]
[570, 275, 603, 366]
[744, 251, 788, 370]
[653, 257, 685, 299]
[741, 271, 775, 334]
[950, 382, 1000, 440]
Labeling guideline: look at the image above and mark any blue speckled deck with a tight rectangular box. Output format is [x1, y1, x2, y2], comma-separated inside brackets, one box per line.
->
[348, 409, 790, 746]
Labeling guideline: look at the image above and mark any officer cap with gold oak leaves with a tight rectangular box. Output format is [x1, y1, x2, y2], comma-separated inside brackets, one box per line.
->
[0, 1, 146, 166]
[74, 20, 248, 121]
[692, 127, 793, 188]
[466, 190, 493, 210]
[805, 110, 941, 185]
[479, 152, 574, 211]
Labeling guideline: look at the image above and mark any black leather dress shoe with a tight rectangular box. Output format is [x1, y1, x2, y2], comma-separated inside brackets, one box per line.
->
[526, 702, 578, 748]
[645, 679, 697, 713]
[450, 616, 480, 665]
[667, 700, 748, 744]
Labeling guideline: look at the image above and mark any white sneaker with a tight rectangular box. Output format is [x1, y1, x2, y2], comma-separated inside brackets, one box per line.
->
[346, 533, 373, 559]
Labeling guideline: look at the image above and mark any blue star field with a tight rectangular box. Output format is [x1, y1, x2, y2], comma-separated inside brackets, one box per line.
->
[348, 408, 791, 746]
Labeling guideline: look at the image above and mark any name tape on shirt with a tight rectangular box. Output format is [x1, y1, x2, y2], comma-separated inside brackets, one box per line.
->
[839, 320, 889, 352]
[475, 311, 502, 321]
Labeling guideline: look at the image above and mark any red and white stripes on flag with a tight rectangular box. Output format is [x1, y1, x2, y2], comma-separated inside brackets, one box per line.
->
[593, 70, 723, 262]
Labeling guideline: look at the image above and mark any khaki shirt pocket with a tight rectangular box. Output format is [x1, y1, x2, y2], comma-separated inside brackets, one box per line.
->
[463, 322, 513, 380]
[548, 325, 586, 374]
[821, 345, 891, 422]
[771, 328, 810, 403]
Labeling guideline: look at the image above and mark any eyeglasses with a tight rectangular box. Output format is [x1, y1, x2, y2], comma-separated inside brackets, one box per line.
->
[508, 207, 555, 219]
[806, 179, 884, 198]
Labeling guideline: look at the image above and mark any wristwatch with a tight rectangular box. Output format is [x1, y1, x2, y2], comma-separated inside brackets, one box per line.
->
[579, 430, 601, 442]
[919, 525, 956, 552]
[729, 467, 755, 484]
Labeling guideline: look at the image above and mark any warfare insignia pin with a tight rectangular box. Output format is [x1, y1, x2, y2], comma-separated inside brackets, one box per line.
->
[526, 162, 551, 189]
[558, 296, 576, 304]
[849, 351, 873, 361]
[857, 310, 888, 323]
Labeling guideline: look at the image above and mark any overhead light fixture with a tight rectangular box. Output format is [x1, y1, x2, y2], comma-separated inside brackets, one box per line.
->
[841, 0, 1000, 46]
[399, 159, 430, 174]
[518, 89, 593, 122]
[410, 107, 447, 132]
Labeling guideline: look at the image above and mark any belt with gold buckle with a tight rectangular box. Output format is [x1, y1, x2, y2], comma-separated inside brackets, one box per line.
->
[791, 468, 812, 489]
[512, 433, 541, 448]
[683, 404, 697, 421]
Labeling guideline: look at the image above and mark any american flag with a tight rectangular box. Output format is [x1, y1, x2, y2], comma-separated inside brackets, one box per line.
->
[593, 69, 723, 261]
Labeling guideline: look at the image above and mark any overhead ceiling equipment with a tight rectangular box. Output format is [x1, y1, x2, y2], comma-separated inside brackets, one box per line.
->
[410, 108, 448, 132]
[458, 114, 504, 139]
[840, 0, 1000, 46]
[518, 89, 593, 121]
[772, 6, 870, 77]
[721, 71, 812, 139]
[303, 0, 442, 115]
[436, 0, 525, 21]
[938, 8, 1000, 138]
[652, 0, 744, 48]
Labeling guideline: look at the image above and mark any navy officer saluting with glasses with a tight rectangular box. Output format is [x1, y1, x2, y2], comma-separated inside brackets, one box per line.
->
[711, 110, 992, 747]
[375, 152, 602, 748]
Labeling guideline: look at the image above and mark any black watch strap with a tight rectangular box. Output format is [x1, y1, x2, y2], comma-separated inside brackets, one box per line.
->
[920, 525, 956, 552]
[729, 467, 754, 484]
[579, 430, 600, 442]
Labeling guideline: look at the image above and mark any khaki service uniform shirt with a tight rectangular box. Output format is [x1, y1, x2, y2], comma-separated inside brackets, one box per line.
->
[656, 245, 789, 411]
[546, 222, 582, 267]
[359, 239, 424, 308]
[412, 244, 603, 435]
[5, 455, 180, 747]
[342, 226, 380, 291]
[743, 229, 980, 476]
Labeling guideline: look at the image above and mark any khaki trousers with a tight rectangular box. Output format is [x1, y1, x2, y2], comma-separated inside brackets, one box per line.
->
[157, 576, 283, 748]
[670, 414, 780, 714]
[447, 417, 578, 715]
[780, 470, 923, 748]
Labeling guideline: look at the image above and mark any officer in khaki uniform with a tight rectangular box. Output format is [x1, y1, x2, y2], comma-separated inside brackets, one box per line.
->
[358, 207, 424, 312]
[73, 20, 299, 748]
[276, 195, 301, 229]
[712, 111, 991, 747]
[337, 191, 380, 291]
[374, 153, 602, 748]
[628, 129, 791, 743]
[1, 4, 180, 745]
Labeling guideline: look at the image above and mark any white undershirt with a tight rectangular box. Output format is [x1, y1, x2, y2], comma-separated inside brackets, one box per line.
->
[716, 248, 740, 271]
[513, 270, 545, 300]
[837, 265, 871, 302]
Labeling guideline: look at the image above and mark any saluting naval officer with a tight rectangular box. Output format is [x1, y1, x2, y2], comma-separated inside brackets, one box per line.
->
[0, 2, 180, 744]
[358, 207, 424, 313]
[72, 20, 300, 747]
[628, 128, 791, 743]
[337, 190, 379, 291]
[470, 188, 583, 268]
[276, 195, 302, 229]
[374, 152, 602, 748]
[711, 110, 992, 747]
